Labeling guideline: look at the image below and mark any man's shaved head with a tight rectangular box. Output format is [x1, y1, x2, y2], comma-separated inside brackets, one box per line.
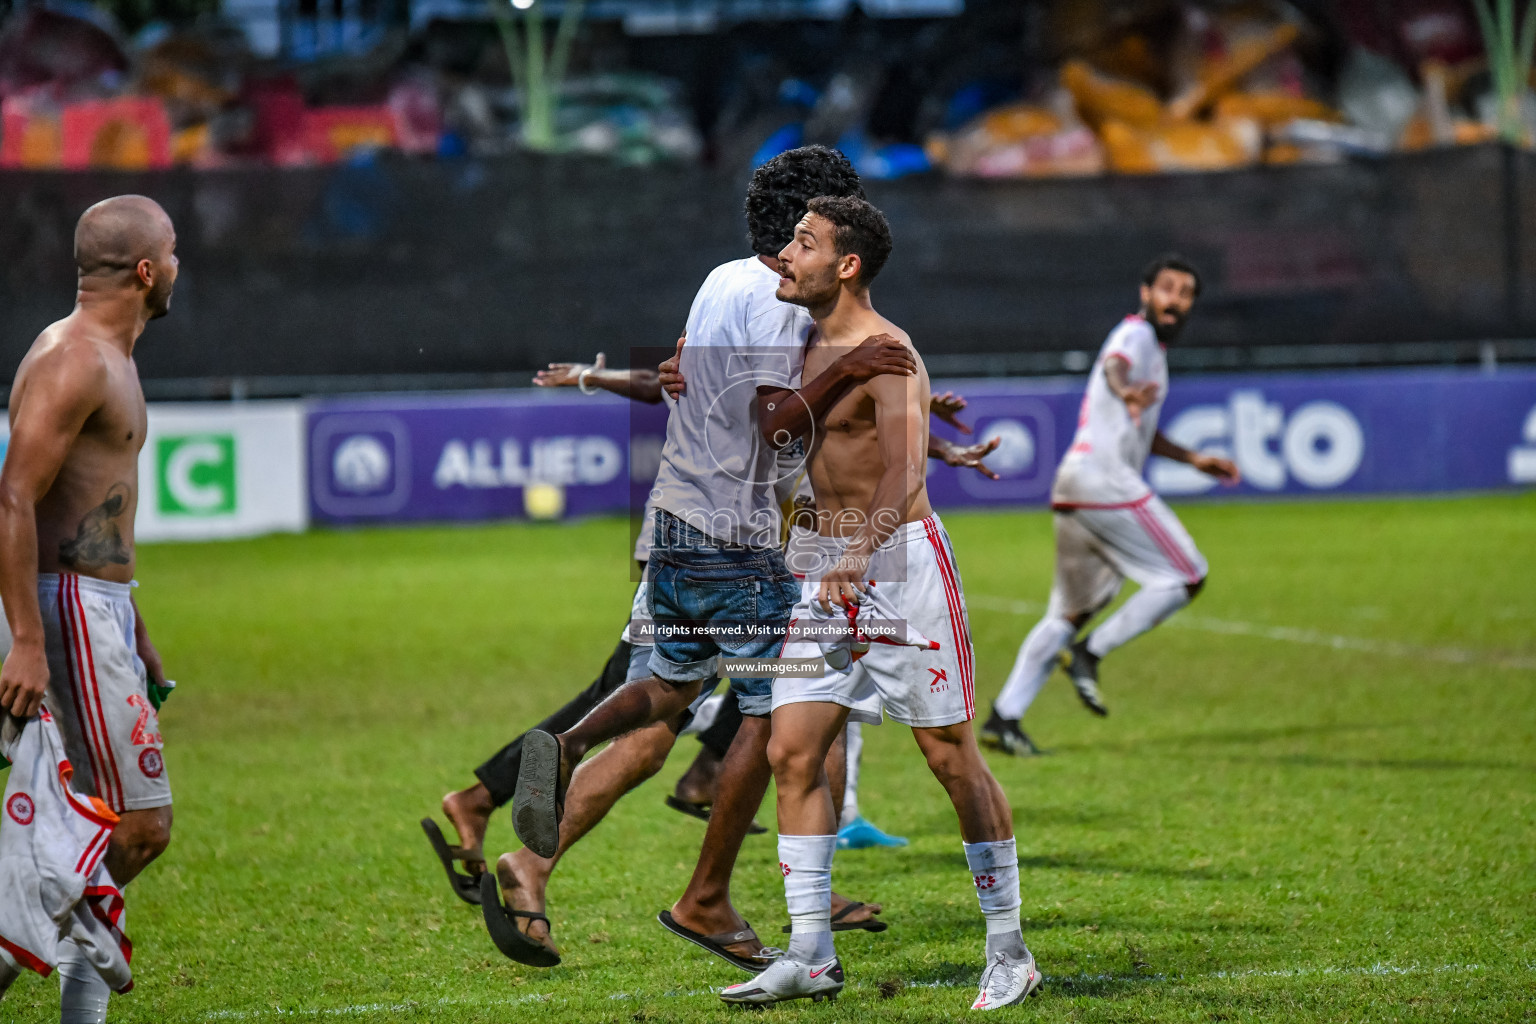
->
[74, 195, 178, 319]
[75, 195, 174, 277]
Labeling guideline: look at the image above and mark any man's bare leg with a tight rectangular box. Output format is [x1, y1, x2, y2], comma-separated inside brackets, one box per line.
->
[498, 719, 680, 944]
[441, 784, 494, 875]
[668, 714, 881, 958]
[103, 806, 172, 885]
[556, 676, 703, 781]
[911, 722, 1031, 966]
[60, 806, 172, 1024]
[910, 724, 1011, 842]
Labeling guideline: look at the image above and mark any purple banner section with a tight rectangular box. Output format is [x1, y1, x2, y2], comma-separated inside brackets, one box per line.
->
[925, 368, 1536, 507]
[308, 368, 1536, 525]
[308, 391, 667, 525]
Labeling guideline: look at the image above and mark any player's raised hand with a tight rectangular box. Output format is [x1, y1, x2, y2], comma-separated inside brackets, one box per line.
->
[839, 333, 916, 383]
[939, 437, 1002, 480]
[659, 335, 686, 399]
[534, 352, 604, 388]
[930, 391, 973, 434]
[0, 641, 49, 718]
[1121, 381, 1159, 426]
[1193, 453, 1241, 485]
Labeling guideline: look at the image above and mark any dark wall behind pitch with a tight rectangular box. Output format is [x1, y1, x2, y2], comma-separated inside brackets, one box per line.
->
[0, 144, 1529, 385]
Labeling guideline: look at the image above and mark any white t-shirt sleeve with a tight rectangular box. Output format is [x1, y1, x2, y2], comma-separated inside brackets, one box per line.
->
[1102, 318, 1157, 378]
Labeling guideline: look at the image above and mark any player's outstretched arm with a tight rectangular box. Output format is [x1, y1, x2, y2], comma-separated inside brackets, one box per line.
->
[817, 371, 926, 612]
[0, 344, 107, 718]
[1151, 431, 1241, 484]
[534, 352, 663, 404]
[757, 333, 916, 450]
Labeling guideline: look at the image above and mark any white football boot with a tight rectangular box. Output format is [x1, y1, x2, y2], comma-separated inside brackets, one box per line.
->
[719, 954, 844, 1006]
[971, 949, 1042, 1010]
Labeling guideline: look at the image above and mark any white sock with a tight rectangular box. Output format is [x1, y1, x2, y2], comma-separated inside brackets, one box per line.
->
[58, 937, 110, 1024]
[1086, 583, 1191, 658]
[994, 617, 1075, 720]
[964, 838, 1026, 961]
[779, 833, 836, 963]
[839, 721, 863, 829]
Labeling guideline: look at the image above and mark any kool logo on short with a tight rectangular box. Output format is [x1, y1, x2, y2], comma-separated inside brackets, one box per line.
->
[156, 434, 236, 515]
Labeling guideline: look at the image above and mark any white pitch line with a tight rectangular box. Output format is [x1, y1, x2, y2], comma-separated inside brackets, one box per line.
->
[200, 961, 1530, 1020]
[968, 596, 1536, 672]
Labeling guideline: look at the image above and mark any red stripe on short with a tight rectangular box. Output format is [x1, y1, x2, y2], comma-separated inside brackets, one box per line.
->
[1132, 505, 1202, 584]
[58, 579, 112, 810]
[922, 518, 975, 720]
[71, 578, 124, 811]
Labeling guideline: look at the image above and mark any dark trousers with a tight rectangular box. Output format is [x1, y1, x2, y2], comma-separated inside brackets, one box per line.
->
[695, 688, 744, 759]
[472, 637, 745, 807]
[474, 638, 635, 806]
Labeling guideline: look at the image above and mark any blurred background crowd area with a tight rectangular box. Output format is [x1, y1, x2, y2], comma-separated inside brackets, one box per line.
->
[0, 0, 1529, 177]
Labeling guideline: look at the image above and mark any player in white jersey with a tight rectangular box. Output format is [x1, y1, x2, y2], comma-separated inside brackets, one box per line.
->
[981, 256, 1240, 755]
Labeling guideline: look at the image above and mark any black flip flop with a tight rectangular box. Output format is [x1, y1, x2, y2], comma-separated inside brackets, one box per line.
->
[780, 901, 889, 934]
[513, 730, 566, 860]
[420, 818, 483, 906]
[663, 795, 769, 835]
[480, 873, 561, 967]
[657, 910, 778, 974]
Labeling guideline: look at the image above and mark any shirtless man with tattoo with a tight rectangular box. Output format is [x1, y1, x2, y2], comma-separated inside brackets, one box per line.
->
[0, 195, 178, 1024]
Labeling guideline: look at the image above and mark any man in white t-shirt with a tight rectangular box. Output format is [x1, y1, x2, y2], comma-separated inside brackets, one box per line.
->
[490, 147, 913, 970]
[982, 256, 1240, 756]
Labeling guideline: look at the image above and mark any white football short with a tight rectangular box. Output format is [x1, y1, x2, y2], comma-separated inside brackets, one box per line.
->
[1048, 493, 1208, 618]
[774, 516, 976, 729]
[0, 574, 172, 813]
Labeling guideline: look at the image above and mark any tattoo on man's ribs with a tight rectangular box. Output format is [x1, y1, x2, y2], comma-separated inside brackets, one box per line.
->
[59, 483, 132, 569]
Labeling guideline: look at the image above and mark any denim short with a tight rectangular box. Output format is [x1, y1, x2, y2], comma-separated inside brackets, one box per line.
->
[646, 510, 799, 717]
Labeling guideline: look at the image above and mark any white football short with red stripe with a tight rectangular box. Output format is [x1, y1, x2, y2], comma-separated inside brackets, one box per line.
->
[0, 574, 174, 815]
[774, 515, 976, 729]
[1047, 493, 1209, 616]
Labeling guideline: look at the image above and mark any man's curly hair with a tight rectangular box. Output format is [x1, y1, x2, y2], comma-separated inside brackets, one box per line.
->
[805, 195, 893, 287]
[745, 146, 864, 256]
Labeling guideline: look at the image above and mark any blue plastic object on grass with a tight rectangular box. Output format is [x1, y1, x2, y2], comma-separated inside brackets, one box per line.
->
[838, 815, 909, 849]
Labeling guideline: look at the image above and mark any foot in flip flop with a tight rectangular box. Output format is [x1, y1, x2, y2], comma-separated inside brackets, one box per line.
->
[657, 909, 781, 974]
[781, 894, 888, 934]
[512, 730, 569, 859]
[420, 786, 494, 905]
[421, 817, 485, 906]
[481, 852, 560, 967]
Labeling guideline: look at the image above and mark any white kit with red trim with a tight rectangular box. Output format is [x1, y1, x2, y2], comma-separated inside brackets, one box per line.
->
[775, 515, 977, 729]
[1053, 314, 1169, 509]
[0, 709, 134, 995]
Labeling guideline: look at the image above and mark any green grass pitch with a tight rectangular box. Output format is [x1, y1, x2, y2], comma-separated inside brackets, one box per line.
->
[3, 494, 1533, 1022]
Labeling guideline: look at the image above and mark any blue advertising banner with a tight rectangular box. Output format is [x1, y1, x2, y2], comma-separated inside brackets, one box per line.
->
[308, 368, 1536, 526]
